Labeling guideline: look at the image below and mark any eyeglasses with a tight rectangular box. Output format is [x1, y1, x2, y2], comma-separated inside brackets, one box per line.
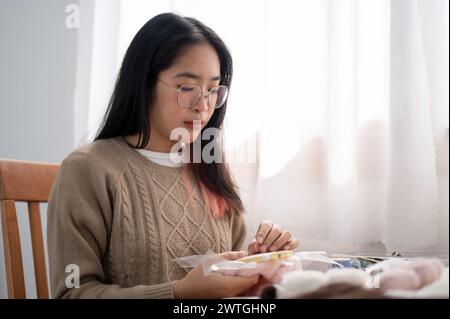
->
[159, 79, 229, 109]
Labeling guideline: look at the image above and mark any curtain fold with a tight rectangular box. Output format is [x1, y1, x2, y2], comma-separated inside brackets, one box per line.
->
[81, 0, 449, 252]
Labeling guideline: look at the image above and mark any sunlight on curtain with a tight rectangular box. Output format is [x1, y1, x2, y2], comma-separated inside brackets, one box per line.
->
[83, 0, 449, 252]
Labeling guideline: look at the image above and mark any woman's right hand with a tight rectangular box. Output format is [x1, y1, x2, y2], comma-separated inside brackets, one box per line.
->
[173, 251, 260, 299]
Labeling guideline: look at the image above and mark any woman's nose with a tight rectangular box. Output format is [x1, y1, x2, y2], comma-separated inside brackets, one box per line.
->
[194, 94, 210, 112]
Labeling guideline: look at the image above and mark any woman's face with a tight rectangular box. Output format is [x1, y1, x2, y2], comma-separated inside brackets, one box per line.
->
[148, 43, 221, 152]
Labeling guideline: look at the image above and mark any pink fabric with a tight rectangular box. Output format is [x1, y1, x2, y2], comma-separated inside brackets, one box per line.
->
[379, 268, 422, 290]
[379, 258, 444, 291]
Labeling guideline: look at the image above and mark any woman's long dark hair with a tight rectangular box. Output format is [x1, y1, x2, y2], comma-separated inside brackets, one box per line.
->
[95, 13, 243, 216]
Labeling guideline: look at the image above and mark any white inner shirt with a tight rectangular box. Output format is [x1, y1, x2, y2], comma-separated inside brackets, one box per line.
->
[136, 148, 185, 167]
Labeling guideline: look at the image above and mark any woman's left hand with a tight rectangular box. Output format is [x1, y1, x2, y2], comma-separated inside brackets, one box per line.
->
[247, 220, 300, 255]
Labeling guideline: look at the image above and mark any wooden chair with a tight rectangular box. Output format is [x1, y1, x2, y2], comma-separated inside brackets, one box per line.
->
[0, 159, 59, 299]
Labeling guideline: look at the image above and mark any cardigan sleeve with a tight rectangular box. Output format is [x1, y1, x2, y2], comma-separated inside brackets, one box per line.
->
[47, 151, 175, 299]
[230, 210, 247, 251]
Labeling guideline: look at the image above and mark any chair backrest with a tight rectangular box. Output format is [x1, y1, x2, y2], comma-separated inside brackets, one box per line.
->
[0, 159, 59, 299]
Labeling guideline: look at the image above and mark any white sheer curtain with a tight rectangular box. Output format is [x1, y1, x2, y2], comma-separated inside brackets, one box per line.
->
[76, 0, 449, 253]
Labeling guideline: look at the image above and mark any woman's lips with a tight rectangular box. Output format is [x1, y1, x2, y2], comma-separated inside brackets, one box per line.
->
[183, 121, 205, 129]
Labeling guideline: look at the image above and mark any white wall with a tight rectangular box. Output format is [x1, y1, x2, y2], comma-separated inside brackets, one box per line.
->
[0, 0, 82, 298]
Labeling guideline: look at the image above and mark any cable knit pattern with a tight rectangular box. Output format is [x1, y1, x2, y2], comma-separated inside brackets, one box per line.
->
[151, 169, 216, 280]
[46, 136, 247, 299]
[128, 161, 161, 285]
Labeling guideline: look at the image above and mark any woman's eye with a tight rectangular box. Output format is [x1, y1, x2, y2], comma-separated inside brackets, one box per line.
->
[180, 86, 195, 92]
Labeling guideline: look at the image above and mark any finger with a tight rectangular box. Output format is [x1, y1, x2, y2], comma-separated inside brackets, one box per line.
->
[268, 230, 291, 252]
[247, 239, 259, 255]
[230, 274, 260, 288]
[260, 224, 282, 252]
[256, 220, 273, 244]
[214, 274, 260, 297]
[282, 239, 300, 251]
[220, 250, 246, 260]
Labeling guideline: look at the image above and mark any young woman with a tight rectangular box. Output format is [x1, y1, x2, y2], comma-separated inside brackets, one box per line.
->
[47, 13, 299, 299]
